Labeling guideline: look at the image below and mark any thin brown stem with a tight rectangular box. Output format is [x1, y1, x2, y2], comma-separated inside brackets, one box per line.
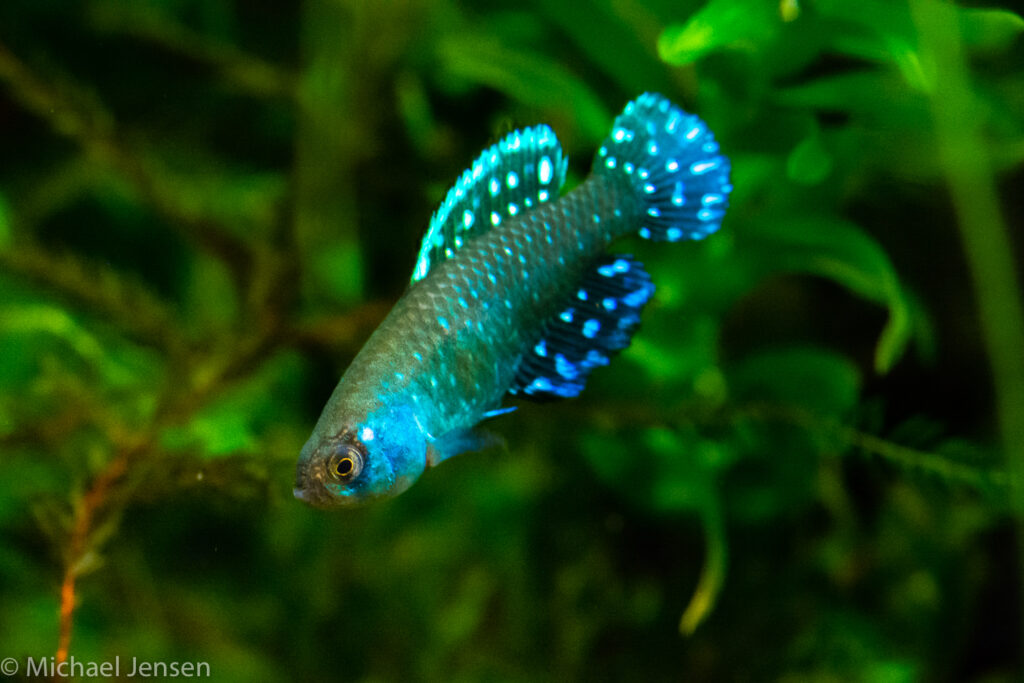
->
[55, 450, 132, 670]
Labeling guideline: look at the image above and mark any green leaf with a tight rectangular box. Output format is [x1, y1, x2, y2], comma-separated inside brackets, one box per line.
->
[728, 347, 861, 417]
[583, 425, 731, 515]
[659, 0, 780, 65]
[435, 33, 610, 141]
[740, 216, 914, 372]
[529, 0, 675, 95]
[959, 8, 1024, 54]
[786, 128, 833, 185]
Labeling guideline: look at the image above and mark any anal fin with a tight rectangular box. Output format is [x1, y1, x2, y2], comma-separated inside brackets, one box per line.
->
[510, 254, 655, 400]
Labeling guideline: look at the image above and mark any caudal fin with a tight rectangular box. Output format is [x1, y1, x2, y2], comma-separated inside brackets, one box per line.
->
[593, 92, 731, 242]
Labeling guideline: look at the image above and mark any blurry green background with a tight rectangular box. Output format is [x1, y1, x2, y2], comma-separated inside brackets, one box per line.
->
[1, 0, 1023, 680]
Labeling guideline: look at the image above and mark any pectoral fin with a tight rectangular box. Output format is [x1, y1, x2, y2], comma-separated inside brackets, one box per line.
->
[426, 428, 506, 467]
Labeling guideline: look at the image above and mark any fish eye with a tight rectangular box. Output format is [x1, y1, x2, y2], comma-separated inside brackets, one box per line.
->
[327, 445, 364, 482]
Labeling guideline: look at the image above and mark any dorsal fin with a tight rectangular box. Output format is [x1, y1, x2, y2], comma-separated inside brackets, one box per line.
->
[510, 254, 654, 400]
[411, 125, 568, 283]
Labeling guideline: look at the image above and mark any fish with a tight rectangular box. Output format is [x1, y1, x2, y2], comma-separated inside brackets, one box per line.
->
[294, 92, 731, 508]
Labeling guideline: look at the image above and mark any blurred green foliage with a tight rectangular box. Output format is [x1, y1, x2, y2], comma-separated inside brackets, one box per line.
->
[0, 0, 1022, 680]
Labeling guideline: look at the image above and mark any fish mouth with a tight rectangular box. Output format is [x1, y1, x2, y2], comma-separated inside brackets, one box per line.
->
[293, 479, 335, 509]
[293, 459, 334, 509]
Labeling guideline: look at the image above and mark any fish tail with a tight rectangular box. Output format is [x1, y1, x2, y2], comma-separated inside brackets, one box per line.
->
[594, 92, 731, 242]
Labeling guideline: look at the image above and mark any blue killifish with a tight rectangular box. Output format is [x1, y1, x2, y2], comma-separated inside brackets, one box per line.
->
[294, 93, 731, 508]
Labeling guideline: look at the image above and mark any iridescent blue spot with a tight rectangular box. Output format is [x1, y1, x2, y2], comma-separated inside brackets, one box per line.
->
[491, 212, 501, 226]
[602, 297, 617, 311]
[535, 340, 548, 357]
[598, 264, 616, 277]
[489, 178, 500, 195]
[488, 273, 497, 285]
[530, 377, 553, 393]
[413, 352, 423, 362]
[538, 190, 550, 202]
[462, 210, 475, 228]
[437, 316, 450, 331]
[555, 354, 577, 379]
[577, 288, 588, 300]
[686, 124, 702, 141]
[698, 208, 715, 222]
[560, 309, 574, 323]
[614, 259, 629, 273]
[593, 213, 601, 223]
[647, 207, 661, 218]
[360, 427, 375, 442]
[666, 227, 683, 241]
[624, 287, 651, 307]
[506, 171, 519, 188]
[643, 183, 656, 194]
[624, 162, 634, 174]
[583, 319, 600, 338]
[539, 156, 553, 183]
[672, 182, 685, 206]
[666, 159, 680, 172]
[691, 159, 719, 175]
[598, 146, 607, 157]
[586, 350, 608, 366]
[613, 127, 627, 142]
[606, 157, 617, 169]
[508, 203, 519, 216]
[703, 193, 725, 205]
[638, 168, 650, 180]
[394, 372, 405, 381]
[458, 297, 468, 309]
[648, 141, 659, 155]
[639, 227, 651, 239]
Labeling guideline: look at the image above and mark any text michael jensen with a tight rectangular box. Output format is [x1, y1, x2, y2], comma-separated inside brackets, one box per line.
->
[26, 656, 211, 678]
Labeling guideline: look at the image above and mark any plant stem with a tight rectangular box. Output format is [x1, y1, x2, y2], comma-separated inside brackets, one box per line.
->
[56, 452, 131, 670]
[909, 0, 1024, 645]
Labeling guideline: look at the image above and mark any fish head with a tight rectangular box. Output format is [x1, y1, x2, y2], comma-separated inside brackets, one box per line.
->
[294, 415, 427, 508]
